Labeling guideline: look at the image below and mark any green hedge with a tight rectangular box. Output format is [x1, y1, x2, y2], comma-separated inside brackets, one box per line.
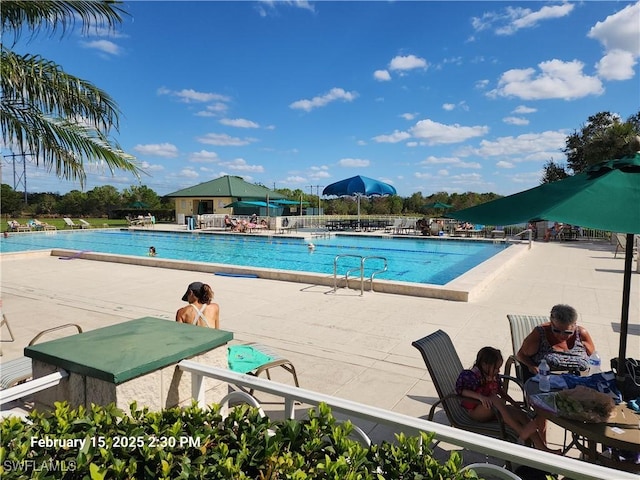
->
[0, 401, 480, 479]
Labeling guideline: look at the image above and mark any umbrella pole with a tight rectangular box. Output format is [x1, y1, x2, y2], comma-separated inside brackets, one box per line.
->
[616, 233, 634, 388]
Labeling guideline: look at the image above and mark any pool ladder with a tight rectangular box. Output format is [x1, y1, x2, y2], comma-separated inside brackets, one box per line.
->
[333, 254, 388, 296]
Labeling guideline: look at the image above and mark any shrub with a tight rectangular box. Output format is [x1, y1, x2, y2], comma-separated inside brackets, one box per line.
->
[0, 401, 477, 479]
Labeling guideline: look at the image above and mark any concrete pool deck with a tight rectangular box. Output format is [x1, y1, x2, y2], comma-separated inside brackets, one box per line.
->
[1, 231, 638, 460]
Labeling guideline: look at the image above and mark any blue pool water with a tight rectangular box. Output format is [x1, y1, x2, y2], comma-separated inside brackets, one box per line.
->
[0, 230, 507, 285]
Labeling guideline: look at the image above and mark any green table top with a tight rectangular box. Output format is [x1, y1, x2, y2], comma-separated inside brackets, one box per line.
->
[25, 317, 233, 384]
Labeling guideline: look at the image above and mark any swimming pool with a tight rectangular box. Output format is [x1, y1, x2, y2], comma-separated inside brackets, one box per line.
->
[0, 230, 508, 286]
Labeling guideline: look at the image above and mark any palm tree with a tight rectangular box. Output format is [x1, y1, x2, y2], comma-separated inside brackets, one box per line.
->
[1, 0, 140, 186]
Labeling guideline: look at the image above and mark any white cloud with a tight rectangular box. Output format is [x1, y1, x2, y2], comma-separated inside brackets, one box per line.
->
[133, 143, 179, 158]
[220, 158, 264, 172]
[513, 105, 537, 114]
[410, 119, 488, 145]
[588, 2, 640, 56]
[81, 39, 121, 55]
[195, 103, 229, 117]
[389, 54, 428, 71]
[496, 160, 515, 169]
[157, 87, 230, 103]
[400, 113, 417, 120]
[442, 103, 455, 111]
[475, 79, 490, 90]
[196, 133, 256, 146]
[595, 49, 637, 81]
[189, 150, 220, 163]
[139, 161, 164, 172]
[472, 3, 574, 36]
[418, 156, 481, 169]
[286, 175, 307, 184]
[220, 118, 260, 128]
[338, 158, 370, 168]
[467, 130, 566, 158]
[503, 116, 529, 126]
[489, 59, 603, 100]
[374, 70, 391, 81]
[289, 87, 358, 112]
[178, 168, 199, 179]
[372, 130, 411, 144]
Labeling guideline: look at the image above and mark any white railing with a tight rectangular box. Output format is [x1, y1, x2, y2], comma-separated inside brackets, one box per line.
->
[0, 370, 68, 405]
[178, 360, 636, 480]
[509, 228, 533, 249]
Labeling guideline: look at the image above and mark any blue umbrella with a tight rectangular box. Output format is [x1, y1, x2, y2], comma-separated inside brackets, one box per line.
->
[322, 175, 396, 221]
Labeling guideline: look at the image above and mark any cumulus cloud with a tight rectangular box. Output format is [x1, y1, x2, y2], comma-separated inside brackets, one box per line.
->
[400, 113, 418, 120]
[472, 3, 574, 35]
[588, 2, 640, 56]
[338, 158, 370, 168]
[513, 105, 537, 114]
[410, 119, 488, 145]
[196, 103, 229, 117]
[466, 130, 566, 159]
[371, 130, 411, 144]
[389, 54, 428, 71]
[196, 133, 257, 146]
[496, 160, 515, 168]
[189, 150, 220, 163]
[503, 116, 529, 126]
[488, 59, 603, 100]
[374, 70, 391, 81]
[442, 103, 455, 111]
[418, 156, 481, 169]
[289, 87, 358, 112]
[133, 143, 179, 158]
[220, 158, 264, 172]
[596, 50, 637, 81]
[220, 118, 260, 128]
[81, 39, 121, 55]
[157, 87, 230, 103]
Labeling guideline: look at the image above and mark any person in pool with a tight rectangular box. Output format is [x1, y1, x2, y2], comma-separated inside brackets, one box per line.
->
[148, 246, 156, 256]
[176, 281, 220, 328]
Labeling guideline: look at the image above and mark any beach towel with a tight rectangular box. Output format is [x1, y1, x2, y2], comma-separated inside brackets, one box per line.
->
[228, 345, 273, 374]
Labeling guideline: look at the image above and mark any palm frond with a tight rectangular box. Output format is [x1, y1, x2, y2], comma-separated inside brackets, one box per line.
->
[1, 0, 128, 44]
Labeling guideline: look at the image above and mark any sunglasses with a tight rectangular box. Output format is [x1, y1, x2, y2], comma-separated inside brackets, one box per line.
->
[551, 325, 575, 335]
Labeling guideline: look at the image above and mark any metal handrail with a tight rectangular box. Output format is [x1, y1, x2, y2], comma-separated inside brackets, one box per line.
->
[363, 256, 388, 292]
[333, 254, 364, 293]
[177, 361, 635, 480]
[509, 228, 533, 249]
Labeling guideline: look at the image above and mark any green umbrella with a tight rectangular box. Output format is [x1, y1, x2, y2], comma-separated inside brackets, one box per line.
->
[450, 153, 640, 390]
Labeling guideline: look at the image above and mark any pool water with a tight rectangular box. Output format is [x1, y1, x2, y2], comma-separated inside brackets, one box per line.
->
[0, 230, 507, 285]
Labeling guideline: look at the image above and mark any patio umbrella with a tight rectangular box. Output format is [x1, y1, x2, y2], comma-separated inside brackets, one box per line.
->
[128, 201, 149, 209]
[322, 175, 397, 222]
[424, 201, 452, 210]
[449, 153, 640, 388]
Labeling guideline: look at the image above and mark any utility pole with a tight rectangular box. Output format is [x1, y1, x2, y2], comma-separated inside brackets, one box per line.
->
[3, 152, 31, 205]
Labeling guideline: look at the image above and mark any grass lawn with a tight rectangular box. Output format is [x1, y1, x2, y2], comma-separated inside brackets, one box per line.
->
[2, 218, 128, 232]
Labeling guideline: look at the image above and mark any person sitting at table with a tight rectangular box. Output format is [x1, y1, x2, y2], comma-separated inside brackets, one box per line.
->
[176, 281, 220, 328]
[516, 304, 596, 379]
[456, 346, 556, 452]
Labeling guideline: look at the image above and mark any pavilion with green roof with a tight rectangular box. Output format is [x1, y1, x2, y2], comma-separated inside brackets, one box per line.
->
[166, 175, 288, 220]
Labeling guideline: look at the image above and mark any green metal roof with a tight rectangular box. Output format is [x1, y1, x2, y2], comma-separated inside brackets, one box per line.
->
[166, 175, 286, 199]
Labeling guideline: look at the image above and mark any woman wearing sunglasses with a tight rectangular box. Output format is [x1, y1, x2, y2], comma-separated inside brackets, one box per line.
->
[517, 304, 596, 379]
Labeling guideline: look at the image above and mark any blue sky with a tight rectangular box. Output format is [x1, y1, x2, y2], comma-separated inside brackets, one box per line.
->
[4, 1, 639, 197]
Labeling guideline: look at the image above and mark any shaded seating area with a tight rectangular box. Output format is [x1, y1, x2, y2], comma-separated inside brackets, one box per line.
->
[412, 330, 524, 447]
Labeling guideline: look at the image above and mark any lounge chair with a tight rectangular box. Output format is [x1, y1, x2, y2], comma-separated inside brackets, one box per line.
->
[411, 330, 522, 446]
[78, 219, 92, 229]
[614, 233, 638, 259]
[503, 315, 548, 389]
[228, 342, 299, 395]
[7, 220, 30, 232]
[63, 217, 81, 229]
[32, 219, 56, 231]
[0, 323, 83, 390]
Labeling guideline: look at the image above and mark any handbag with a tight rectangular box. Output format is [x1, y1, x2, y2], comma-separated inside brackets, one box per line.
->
[610, 357, 640, 401]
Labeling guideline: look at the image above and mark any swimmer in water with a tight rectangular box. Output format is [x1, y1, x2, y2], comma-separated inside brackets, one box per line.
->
[148, 246, 157, 256]
[307, 243, 315, 251]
